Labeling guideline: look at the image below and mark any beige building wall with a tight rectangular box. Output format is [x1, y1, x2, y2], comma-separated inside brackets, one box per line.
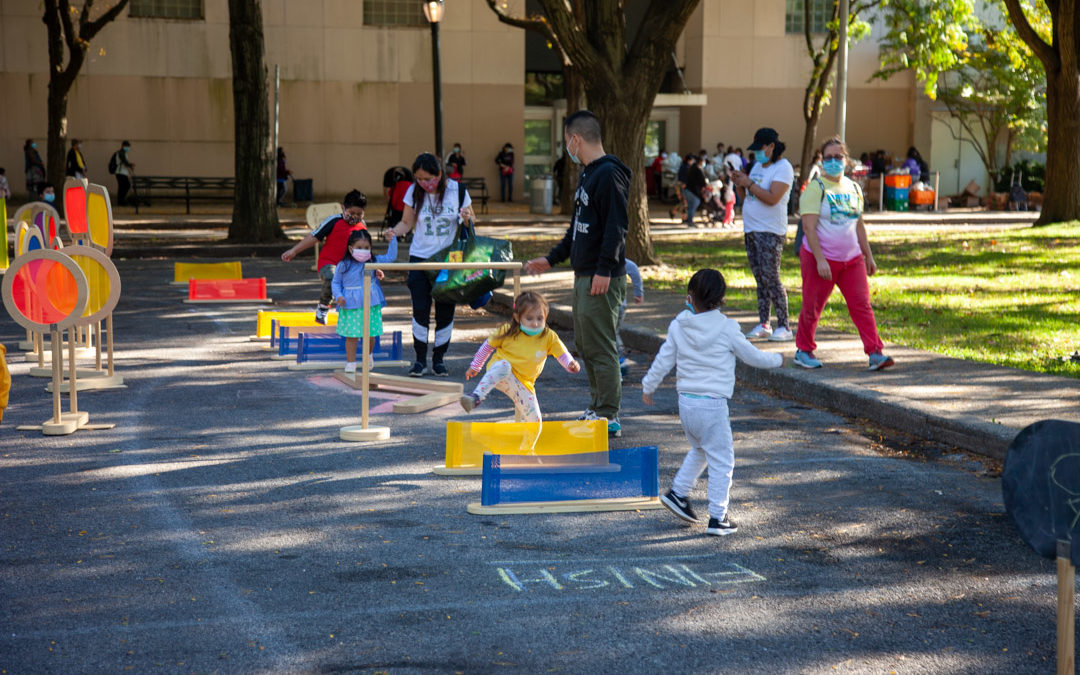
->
[0, 0, 526, 199]
[678, 0, 929, 171]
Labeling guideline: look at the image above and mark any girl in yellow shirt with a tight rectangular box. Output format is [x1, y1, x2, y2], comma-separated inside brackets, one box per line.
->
[461, 292, 580, 427]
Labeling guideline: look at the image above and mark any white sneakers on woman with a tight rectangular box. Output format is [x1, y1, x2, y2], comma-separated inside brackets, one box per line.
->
[745, 323, 794, 341]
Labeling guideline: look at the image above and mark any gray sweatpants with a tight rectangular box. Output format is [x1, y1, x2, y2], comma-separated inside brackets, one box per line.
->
[672, 394, 735, 520]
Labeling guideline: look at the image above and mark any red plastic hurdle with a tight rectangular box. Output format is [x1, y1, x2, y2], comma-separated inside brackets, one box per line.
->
[185, 278, 271, 303]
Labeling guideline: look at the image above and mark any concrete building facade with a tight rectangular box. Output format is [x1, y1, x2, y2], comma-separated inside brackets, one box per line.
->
[0, 0, 987, 202]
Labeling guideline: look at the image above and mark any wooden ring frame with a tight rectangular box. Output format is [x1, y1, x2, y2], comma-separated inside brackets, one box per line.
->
[1, 249, 90, 332]
[15, 222, 44, 256]
[86, 183, 114, 256]
[64, 245, 121, 325]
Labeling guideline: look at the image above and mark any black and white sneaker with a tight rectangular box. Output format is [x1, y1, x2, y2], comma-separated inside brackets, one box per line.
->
[577, 409, 599, 421]
[314, 304, 330, 325]
[432, 362, 449, 377]
[660, 490, 699, 523]
[408, 361, 425, 377]
[705, 516, 738, 536]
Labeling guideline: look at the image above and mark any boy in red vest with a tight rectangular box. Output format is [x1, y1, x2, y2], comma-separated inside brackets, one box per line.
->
[281, 190, 368, 323]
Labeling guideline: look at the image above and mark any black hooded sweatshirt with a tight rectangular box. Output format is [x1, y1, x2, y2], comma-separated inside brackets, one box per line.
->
[545, 154, 631, 278]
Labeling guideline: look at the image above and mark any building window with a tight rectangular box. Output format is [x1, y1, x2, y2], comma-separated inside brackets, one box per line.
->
[129, 0, 203, 19]
[785, 0, 831, 34]
[364, 0, 426, 27]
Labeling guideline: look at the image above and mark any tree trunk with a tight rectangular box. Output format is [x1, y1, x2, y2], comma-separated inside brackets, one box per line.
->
[45, 77, 71, 200]
[591, 87, 657, 265]
[227, 0, 281, 242]
[560, 66, 584, 216]
[1036, 63, 1080, 224]
[799, 105, 822, 193]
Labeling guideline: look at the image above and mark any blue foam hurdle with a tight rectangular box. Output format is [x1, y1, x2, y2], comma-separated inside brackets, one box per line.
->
[479, 446, 659, 507]
[295, 330, 403, 363]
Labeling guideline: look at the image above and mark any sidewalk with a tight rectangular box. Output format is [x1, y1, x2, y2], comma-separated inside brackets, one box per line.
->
[488, 270, 1080, 461]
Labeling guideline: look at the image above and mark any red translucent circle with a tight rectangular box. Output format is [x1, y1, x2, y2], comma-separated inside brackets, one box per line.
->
[11, 258, 80, 324]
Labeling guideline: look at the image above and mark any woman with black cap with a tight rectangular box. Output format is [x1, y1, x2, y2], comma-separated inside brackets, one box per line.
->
[729, 127, 795, 342]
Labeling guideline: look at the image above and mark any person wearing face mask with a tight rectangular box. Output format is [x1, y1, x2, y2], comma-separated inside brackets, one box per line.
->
[524, 110, 631, 438]
[794, 137, 893, 372]
[332, 229, 398, 374]
[386, 152, 475, 377]
[109, 141, 136, 207]
[446, 143, 466, 181]
[281, 189, 369, 324]
[730, 127, 795, 343]
[66, 139, 88, 180]
[39, 183, 57, 205]
[495, 143, 514, 202]
[24, 139, 45, 199]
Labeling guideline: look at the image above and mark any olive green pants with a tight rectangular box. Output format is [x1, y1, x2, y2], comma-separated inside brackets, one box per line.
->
[573, 274, 625, 420]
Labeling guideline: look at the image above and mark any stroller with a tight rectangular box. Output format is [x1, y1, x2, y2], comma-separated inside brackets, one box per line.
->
[1008, 168, 1028, 211]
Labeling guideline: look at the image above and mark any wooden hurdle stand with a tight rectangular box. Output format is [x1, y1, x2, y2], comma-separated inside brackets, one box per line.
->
[340, 260, 522, 442]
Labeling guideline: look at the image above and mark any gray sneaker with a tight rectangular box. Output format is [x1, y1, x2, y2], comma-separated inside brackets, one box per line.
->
[705, 516, 738, 536]
[868, 352, 894, 371]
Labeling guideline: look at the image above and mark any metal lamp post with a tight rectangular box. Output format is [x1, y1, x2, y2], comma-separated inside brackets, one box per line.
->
[423, 0, 445, 163]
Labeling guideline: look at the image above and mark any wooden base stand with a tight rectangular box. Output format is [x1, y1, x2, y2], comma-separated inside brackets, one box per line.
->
[467, 497, 662, 515]
[339, 424, 391, 441]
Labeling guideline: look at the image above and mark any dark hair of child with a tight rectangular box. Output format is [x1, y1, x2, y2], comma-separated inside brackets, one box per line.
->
[497, 291, 549, 341]
[688, 269, 726, 312]
[410, 152, 448, 211]
[343, 190, 367, 209]
[338, 228, 374, 265]
[0, 167, 5, 175]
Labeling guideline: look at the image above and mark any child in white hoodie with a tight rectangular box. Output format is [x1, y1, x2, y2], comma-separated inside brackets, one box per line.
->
[642, 269, 783, 536]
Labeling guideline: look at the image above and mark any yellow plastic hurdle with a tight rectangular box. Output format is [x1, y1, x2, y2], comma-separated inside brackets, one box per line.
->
[252, 309, 337, 341]
[435, 419, 608, 476]
[173, 261, 243, 285]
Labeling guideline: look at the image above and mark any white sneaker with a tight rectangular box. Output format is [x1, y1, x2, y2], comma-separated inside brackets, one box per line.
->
[344, 362, 357, 374]
[768, 326, 794, 342]
[746, 323, 772, 340]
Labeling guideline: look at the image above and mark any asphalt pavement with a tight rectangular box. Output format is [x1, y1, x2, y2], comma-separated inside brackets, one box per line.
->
[0, 255, 1070, 673]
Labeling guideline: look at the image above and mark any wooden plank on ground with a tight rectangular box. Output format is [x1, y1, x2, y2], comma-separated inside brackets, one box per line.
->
[466, 497, 663, 515]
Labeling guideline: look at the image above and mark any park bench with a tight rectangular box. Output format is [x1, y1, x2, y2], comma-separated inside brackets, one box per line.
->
[132, 176, 235, 214]
[461, 177, 489, 214]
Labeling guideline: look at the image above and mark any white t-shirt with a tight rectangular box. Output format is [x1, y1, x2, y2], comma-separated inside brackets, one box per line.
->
[741, 158, 793, 236]
[403, 180, 472, 259]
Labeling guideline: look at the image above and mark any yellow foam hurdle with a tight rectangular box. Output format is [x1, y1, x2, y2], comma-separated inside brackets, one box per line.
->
[173, 261, 243, 284]
[435, 419, 609, 475]
[252, 309, 337, 340]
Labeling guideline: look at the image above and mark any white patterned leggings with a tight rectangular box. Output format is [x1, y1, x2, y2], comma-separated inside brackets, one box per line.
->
[471, 360, 542, 426]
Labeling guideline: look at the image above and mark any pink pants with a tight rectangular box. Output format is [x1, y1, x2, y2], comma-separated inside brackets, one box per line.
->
[795, 247, 884, 355]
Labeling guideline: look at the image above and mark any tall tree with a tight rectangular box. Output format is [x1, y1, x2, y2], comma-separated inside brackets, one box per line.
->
[1002, 0, 1079, 224]
[485, 0, 585, 216]
[487, 0, 702, 265]
[796, 0, 874, 187]
[226, 0, 281, 242]
[42, 0, 131, 195]
[876, 0, 1047, 193]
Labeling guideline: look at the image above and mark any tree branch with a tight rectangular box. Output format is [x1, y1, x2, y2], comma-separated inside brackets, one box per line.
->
[85, 0, 131, 40]
[535, 0, 609, 80]
[1003, 0, 1058, 70]
[58, 0, 79, 59]
[483, 0, 570, 65]
[624, 0, 700, 83]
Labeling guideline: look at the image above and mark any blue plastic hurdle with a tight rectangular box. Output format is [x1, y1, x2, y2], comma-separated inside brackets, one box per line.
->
[467, 446, 662, 515]
[295, 330, 403, 364]
[271, 321, 338, 355]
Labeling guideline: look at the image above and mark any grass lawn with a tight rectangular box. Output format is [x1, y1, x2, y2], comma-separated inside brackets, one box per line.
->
[508, 223, 1080, 378]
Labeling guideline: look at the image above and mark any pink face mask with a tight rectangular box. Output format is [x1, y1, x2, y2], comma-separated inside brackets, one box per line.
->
[417, 177, 439, 193]
[351, 248, 372, 262]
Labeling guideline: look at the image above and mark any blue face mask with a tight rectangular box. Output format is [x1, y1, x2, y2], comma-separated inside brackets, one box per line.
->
[565, 137, 581, 165]
[520, 324, 544, 336]
[685, 301, 695, 313]
[822, 157, 846, 177]
[43, 192, 55, 203]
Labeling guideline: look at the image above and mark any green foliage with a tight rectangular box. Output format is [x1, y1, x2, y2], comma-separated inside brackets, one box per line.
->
[874, 0, 978, 97]
[993, 159, 1045, 192]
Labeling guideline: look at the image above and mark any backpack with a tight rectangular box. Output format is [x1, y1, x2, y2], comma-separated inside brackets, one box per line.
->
[108, 152, 119, 175]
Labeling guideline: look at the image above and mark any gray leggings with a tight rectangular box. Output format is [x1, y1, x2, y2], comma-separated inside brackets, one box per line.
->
[744, 231, 789, 328]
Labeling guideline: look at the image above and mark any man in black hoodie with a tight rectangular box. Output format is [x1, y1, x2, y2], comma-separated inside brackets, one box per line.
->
[525, 110, 630, 438]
